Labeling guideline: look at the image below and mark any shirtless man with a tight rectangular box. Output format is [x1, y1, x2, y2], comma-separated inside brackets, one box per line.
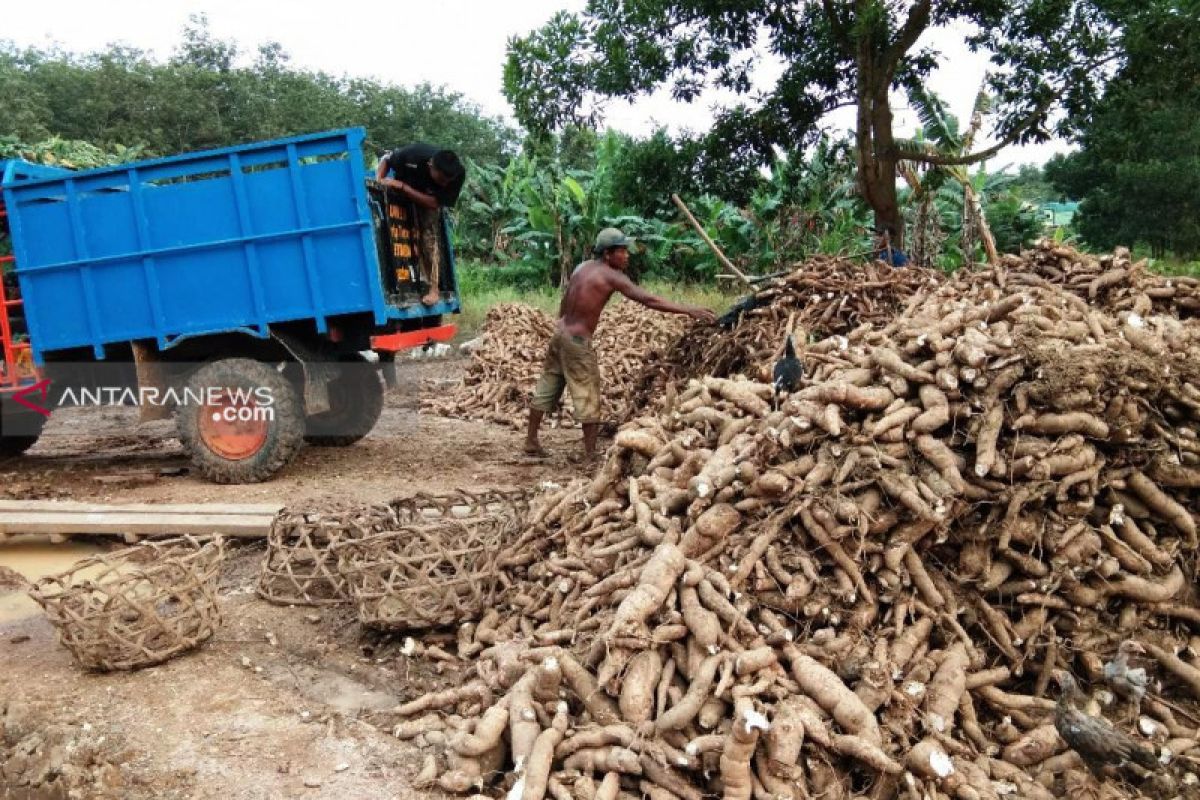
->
[525, 227, 717, 459]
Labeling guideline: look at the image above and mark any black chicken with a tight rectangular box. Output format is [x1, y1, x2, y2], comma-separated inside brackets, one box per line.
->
[1054, 671, 1159, 776]
[773, 335, 804, 404]
[717, 293, 768, 330]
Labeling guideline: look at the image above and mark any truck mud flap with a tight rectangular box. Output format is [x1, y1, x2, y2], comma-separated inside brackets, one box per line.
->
[269, 332, 333, 415]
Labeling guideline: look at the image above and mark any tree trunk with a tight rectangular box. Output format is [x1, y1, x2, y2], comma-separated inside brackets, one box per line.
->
[555, 213, 569, 287]
[963, 182, 999, 265]
[855, 60, 904, 247]
[910, 191, 942, 268]
[870, 120, 903, 247]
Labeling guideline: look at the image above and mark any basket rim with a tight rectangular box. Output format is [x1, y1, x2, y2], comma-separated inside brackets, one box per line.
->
[387, 489, 533, 513]
[329, 516, 512, 551]
[27, 536, 224, 601]
[388, 488, 532, 502]
[275, 502, 396, 520]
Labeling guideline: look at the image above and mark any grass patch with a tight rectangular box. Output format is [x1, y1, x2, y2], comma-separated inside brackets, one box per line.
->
[452, 262, 740, 339]
[456, 284, 561, 338]
[1147, 257, 1200, 278]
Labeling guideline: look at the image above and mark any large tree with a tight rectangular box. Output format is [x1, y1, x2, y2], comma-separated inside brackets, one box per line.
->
[504, 0, 1120, 242]
[1045, 0, 1200, 258]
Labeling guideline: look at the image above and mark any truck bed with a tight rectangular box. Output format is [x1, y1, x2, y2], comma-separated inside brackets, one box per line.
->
[1, 129, 458, 363]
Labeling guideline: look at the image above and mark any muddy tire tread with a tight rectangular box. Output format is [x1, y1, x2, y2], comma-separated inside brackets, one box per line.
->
[176, 358, 304, 484]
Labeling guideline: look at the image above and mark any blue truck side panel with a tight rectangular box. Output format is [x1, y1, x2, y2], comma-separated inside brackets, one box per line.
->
[1, 161, 71, 183]
[1, 129, 449, 363]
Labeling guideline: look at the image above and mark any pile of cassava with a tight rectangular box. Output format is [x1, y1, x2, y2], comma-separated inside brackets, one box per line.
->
[424, 300, 686, 429]
[628, 243, 1200, 424]
[628, 257, 940, 412]
[393, 243, 1200, 800]
[1011, 243, 1200, 318]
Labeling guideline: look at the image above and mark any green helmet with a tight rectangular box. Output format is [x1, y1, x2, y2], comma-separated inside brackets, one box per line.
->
[594, 227, 633, 254]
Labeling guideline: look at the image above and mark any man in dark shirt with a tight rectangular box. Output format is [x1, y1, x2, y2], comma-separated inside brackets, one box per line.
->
[376, 144, 465, 209]
[375, 144, 466, 305]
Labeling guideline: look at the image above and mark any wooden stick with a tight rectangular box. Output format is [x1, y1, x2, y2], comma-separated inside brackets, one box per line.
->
[716, 269, 791, 284]
[671, 193, 753, 287]
[773, 312, 796, 361]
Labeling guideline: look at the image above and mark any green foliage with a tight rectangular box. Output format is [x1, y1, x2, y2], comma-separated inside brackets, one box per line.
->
[607, 130, 698, 218]
[915, 168, 1046, 269]
[1143, 256, 1200, 279]
[1045, 0, 1200, 258]
[455, 128, 873, 287]
[503, 0, 1120, 235]
[0, 136, 141, 169]
[503, 12, 600, 136]
[0, 15, 516, 164]
[1003, 164, 1060, 205]
[456, 130, 703, 285]
[906, 84, 962, 152]
[984, 190, 1044, 255]
[897, 82, 1049, 268]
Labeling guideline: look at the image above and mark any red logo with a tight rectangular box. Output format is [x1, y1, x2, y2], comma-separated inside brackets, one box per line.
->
[12, 379, 52, 417]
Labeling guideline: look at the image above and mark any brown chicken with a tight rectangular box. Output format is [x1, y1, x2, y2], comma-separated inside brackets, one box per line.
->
[1054, 671, 1159, 776]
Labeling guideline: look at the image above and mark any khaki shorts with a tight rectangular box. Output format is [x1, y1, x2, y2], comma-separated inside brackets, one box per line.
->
[531, 331, 603, 423]
[415, 206, 442, 288]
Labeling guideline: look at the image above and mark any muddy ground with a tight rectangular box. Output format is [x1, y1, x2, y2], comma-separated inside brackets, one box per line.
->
[0, 357, 592, 800]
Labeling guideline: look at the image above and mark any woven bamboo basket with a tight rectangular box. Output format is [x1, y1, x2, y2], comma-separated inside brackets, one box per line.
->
[335, 514, 517, 631]
[27, 536, 225, 671]
[257, 502, 397, 606]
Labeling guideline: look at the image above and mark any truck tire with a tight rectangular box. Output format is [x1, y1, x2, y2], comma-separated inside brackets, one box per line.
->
[304, 360, 385, 447]
[0, 409, 46, 458]
[176, 358, 304, 484]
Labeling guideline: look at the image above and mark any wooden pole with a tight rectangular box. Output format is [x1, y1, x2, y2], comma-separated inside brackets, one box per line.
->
[671, 193, 753, 288]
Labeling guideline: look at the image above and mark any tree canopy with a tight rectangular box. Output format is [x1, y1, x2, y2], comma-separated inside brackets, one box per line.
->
[1046, 0, 1200, 258]
[504, 0, 1121, 241]
[0, 16, 517, 163]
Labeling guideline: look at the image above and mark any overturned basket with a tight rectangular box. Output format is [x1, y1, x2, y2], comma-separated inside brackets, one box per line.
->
[335, 513, 518, 631]
[257, 502, 397, 606]
[27, 536, 225, 671]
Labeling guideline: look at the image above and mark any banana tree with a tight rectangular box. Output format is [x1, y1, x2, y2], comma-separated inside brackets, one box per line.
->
[499, 162, 598, 285]
[457, 157, 522, 261]
[900, 84, 1000, 266]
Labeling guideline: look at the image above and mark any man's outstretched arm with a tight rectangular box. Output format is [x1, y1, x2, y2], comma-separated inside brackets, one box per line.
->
[610, 272, 716, 322]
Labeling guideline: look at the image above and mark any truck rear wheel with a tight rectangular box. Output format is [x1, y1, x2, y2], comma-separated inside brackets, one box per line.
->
[304, 359, 385, 447]
[0, 409, 46, 458]
[176, 358, 304, 484]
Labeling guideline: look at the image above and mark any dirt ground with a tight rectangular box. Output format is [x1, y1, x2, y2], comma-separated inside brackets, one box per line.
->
[0, 356, 593, 800]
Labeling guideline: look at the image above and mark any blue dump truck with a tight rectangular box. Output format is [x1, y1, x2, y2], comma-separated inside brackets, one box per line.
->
[0, 128, 460, 483]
